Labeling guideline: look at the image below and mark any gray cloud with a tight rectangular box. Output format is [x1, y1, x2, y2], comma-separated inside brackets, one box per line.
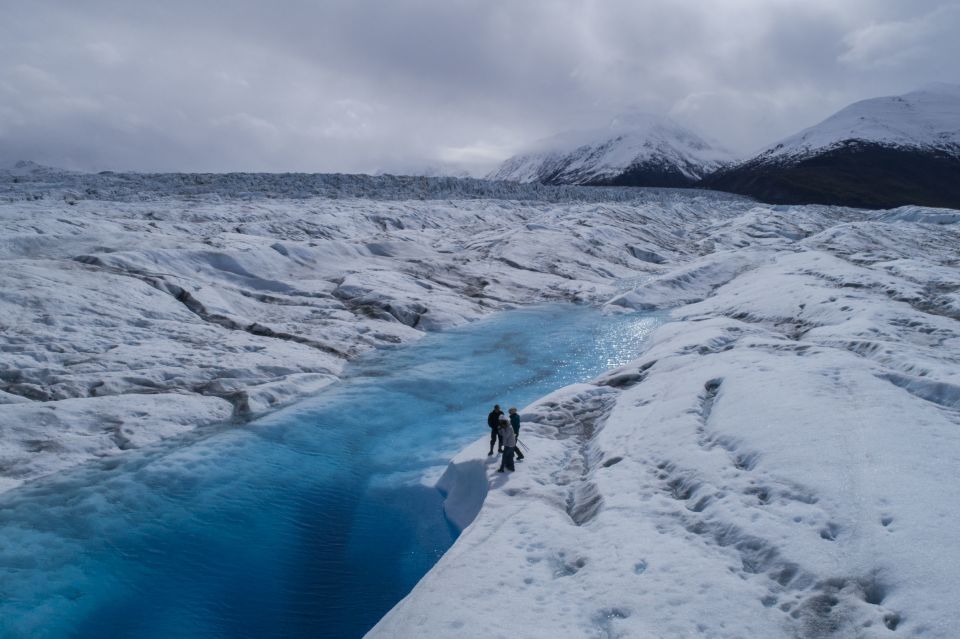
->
[2, 0, 958, 174]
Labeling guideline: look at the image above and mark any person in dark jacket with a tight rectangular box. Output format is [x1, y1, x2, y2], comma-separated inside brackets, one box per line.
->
[487, 405, 503, 456]
[508, 407, 524, 461]
[497, 414, 516, 472]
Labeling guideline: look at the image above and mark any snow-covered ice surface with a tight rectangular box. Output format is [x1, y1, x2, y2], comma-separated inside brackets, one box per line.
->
[2, 168, 959, 638]
[0, 305, 663, 639]
[370, 207, 960, 637]
[0, 169, 746, 493]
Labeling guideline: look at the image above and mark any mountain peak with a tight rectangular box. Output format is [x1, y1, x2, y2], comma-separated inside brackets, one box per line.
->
[759, 86, 960, 161]
[490, 114, 736, 187]
[1, 160, 71, 176]
[607, 112, 674, 131]
[704, 86, 960, 209]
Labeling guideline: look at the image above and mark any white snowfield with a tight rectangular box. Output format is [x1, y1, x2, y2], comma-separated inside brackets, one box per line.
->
[0, 169, 744, 493]
[489, 113, 736, 184]
[2, 168, 959, 638]
[756, 84, 960, 163]
[370, 207, 960, 638]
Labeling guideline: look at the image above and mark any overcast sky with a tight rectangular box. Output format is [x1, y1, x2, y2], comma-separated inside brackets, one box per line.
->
[2, 0, 958, 175]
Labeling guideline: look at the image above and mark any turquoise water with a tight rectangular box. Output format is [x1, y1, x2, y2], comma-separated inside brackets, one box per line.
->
[0, 305, 662, 639]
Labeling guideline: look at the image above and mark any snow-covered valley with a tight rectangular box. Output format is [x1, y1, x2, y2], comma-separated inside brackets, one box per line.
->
[1, 171, 959, 637]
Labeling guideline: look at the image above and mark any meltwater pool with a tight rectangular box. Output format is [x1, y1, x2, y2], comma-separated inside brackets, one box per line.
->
[0, 305, 662, 638]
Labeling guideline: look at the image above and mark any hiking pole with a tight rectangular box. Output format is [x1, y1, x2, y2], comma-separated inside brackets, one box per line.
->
[517, 438, 530, 452]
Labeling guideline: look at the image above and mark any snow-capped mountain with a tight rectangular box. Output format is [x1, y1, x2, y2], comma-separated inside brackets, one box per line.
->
[489, 114, 736, 187]
[705, 85, 960, 209]
[0, 160, 73, 178]
[761, 83, 960, 159]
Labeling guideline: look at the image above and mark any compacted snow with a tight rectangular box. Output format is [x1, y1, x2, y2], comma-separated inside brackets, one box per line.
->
[368, 208, 960, 637]
[1, 168, 958, 637]
[0, 167, 748, 494]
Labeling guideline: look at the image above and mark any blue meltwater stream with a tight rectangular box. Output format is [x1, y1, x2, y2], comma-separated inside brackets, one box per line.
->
[0, 305, 662, 639]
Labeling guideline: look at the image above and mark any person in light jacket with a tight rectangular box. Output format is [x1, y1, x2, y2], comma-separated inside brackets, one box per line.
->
[497, 414, 517, 472]
[508, 407, 524, 461]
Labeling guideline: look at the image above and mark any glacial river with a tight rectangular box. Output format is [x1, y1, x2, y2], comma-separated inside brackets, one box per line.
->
[0, 305, 662, 638]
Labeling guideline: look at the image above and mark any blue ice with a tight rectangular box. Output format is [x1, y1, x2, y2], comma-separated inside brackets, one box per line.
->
[0, 304, 662, 639]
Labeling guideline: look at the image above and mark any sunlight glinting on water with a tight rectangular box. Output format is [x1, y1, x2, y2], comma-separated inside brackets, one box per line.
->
[0, 305, 663, 639]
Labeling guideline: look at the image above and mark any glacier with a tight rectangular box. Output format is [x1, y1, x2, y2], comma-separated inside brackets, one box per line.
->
[1, 166, 959, 638]
[371, 205, 960, 638]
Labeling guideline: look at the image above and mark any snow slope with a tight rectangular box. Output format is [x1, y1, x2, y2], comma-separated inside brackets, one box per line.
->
[370, 206, 960, 638]
[756, 84, 960, 162]
[489, 114, 735, 186]
[704, 85, 960, 209]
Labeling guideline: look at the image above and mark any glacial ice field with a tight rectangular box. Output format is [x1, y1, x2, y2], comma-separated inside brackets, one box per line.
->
[1, 167, 959, 638]
[0, 304, 661, 638]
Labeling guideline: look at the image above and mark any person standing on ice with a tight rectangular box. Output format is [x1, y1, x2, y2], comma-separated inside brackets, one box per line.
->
[487, 404, 504, 456]
[497, 414, 516, 472]
[508, 407, 524, 461]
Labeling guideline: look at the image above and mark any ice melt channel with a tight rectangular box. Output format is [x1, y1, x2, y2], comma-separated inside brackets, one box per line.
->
[0, 304, 662, 639]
